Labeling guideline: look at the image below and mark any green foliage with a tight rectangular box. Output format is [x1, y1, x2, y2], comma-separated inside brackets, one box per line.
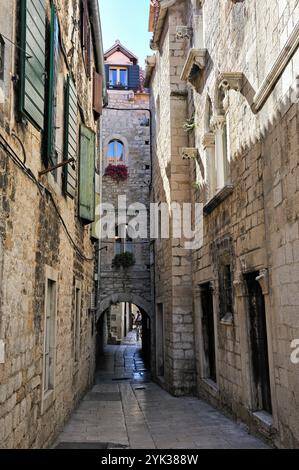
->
[183, 114, 195, 133]
[112, 252, 135, 269]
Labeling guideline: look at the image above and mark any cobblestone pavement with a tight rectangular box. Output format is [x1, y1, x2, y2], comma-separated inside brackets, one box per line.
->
[54, 339, 269, 449]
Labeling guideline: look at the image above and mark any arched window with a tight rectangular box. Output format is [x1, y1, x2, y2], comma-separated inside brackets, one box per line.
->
[108, 139, 124, 163]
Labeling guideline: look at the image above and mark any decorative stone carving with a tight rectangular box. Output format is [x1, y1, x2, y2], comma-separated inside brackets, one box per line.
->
[180, 48, 207, 88]
[176, 26, 193, 41]
[218, 72, 244, 93]
[210, 115, 226, 132]
[255, 268, 269, 295]
[180, 147, 199, 160]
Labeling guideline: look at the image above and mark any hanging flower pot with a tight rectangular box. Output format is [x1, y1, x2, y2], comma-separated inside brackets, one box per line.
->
[104, 164, 128, 182]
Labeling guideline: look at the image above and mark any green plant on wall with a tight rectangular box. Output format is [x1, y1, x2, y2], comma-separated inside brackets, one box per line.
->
[183, 114, 195, 133]
[112, 252, 136, 269]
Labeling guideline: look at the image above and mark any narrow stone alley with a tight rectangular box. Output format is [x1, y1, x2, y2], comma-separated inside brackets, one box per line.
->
[54, 334, 268, 450]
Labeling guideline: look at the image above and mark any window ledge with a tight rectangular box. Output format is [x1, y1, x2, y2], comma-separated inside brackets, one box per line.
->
[203, 184, 234, 215]
[180, 48, 207, 87]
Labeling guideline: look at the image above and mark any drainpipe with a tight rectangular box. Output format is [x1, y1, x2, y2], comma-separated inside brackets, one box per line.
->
[89, 0, 108, 107]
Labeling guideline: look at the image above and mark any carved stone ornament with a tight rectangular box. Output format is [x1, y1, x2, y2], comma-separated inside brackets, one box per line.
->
[210, 115, 226, 132]
[176, 26, 193, 41]
[180, 147, 199, 160]
[218, 72, 244, 92]
[180, 48, 207, 85]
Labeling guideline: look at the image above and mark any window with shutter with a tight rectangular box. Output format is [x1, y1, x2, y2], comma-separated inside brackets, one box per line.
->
[19, 0, 46, 129]
[47, 3, 60, 168]
[63, 75, 78, 198]
[79, 126, 96, 224]
[93, 69, 103, 118]
[128, 65, 140, 91]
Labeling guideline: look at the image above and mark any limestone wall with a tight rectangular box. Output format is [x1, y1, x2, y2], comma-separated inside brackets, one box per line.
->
[99, 90, 152, 317]
[149, 0, 299, 447]
[0, 0, 100, 448]
[150, 2, 196, 395]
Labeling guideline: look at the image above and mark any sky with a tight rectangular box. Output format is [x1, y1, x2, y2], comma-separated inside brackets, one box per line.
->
[99, 0, 152, 68]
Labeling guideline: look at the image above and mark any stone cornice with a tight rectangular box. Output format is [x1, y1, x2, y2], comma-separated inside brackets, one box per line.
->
[180, 48, 207, 84]
[151, 0, 178, 50]
[253, 20, 299, 112]
[203, 184, 234, 215]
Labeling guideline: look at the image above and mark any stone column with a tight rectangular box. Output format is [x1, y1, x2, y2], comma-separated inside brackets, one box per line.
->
[211, 115, 226, 192]
[202, 132, 216, 200]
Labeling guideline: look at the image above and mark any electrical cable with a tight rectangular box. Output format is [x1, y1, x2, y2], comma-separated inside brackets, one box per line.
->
[0, 132, 93, 262]
[0, 32, 32, 59]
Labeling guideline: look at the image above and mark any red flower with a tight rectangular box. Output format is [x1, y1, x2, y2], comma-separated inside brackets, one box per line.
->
[104, 164, 128, 182]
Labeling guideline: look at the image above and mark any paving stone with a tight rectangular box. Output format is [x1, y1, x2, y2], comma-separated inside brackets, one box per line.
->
[56, 345, 269, 450]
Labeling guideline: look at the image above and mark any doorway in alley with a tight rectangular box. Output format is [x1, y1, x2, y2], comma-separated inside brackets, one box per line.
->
[245, 272, 272, 414]
[96, 302, 151, 370]
[201, 283, 217, 383]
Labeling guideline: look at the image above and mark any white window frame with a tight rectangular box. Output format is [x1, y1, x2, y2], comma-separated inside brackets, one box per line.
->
[109, 67, 128, 87]
[107, 139, 125, 164]
[41, 266, 58, 414]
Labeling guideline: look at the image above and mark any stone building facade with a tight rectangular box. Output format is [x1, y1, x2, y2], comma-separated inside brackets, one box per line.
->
[97, 42, 152, 355]
[0, 0, 106, 448]
[146, 0, 299, 448]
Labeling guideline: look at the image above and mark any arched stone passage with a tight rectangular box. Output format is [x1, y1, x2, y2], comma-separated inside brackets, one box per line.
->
[98, 293, 152, 321]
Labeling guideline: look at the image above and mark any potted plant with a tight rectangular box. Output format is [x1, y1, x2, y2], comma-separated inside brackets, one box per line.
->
[104, 164, 128, 182]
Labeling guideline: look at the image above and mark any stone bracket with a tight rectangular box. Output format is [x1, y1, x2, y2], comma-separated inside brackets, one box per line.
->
[218, 72, 244, 92]
[255, 268, 269, 295]
[176, 26, 193, 41]
[180, 147, 199, 160]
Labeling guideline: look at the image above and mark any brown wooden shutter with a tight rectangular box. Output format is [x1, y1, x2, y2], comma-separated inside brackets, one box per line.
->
[93, 70, 103, 117]
[79, 125, 96, 224]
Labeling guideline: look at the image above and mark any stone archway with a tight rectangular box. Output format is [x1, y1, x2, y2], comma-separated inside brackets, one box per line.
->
[96, 293, 152, 367]
[98, 292, 152, 321]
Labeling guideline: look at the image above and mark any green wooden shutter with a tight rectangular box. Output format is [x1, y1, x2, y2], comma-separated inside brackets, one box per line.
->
[19, 0, 46, 129]
[47, 3, 59, 166]
[63, 75, 78, 198]
[79, 126, 96, 224]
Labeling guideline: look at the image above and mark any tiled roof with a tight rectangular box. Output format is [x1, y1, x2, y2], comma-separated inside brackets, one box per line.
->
[104, 40, 138, 64]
